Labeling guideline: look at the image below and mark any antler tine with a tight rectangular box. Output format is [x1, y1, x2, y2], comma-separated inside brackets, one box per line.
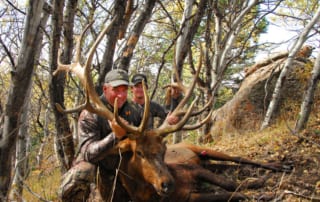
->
[55, 101, 87, 114]
[162, 83, 187, 95]
[52, 19, 117, 122]
[139, 80, 150, 132]
[53, 50, 71, 76]
[175, 96, 213, 117]
[75, 21, 94, 62]
[114, 80, 150, 138]
[176, 45, 202, 110]
[84, 18, 117, 108]
[189, 96, 212, 116]
[182, 110, 213, 131]
[153, 96, 199, 137]
[149, 44, 204, 137]
[53, 22, 93, 77]
[55, 90, 101, 115]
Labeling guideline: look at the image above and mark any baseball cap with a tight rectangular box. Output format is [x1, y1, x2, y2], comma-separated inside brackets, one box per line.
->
[104, 69, 129, 87]
[131, 73, 148, 86]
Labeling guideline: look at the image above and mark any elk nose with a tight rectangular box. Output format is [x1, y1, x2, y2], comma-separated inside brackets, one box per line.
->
[161, 181, 174, 194]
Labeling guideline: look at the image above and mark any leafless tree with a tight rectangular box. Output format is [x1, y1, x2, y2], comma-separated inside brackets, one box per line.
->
[0, 0, 47, 200]
[295, 50, 320, 131]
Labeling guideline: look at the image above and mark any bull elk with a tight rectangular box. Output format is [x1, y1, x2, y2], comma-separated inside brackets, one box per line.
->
[54, 20, 291, 202]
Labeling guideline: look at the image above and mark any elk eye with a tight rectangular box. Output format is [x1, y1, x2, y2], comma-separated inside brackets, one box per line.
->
[136, 150, 144, 158]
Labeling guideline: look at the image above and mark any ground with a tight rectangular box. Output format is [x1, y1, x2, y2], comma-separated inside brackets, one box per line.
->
[24, 121, 320, 202]
[207, 122, 320, 201]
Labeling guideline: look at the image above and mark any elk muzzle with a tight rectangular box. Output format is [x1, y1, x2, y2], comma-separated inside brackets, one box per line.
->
[159, 180, 175, 195]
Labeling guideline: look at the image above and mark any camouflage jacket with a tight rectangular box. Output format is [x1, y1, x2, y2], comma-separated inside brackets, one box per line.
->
[77, 95, 142, 170]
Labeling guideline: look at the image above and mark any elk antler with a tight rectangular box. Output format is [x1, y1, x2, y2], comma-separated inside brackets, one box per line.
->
[149, 45, 212, 137]
[53, 19, 116, 121]
[53, 18, 151, 139]
[114, 80, 150, 136]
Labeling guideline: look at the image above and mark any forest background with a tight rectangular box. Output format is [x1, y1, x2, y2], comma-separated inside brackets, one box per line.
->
[0, 0, 319, 201]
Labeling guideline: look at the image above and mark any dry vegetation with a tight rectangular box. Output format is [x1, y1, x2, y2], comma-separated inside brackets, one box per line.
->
[203, 96, 320, 202]
[209, 121, 320, 201]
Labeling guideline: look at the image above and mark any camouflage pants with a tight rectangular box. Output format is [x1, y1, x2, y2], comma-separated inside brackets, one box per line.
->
[58, 161, 96, 202]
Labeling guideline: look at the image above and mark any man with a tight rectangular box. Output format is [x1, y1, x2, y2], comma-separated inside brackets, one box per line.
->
[60, 69, 141, 201]
[130, 73, 178, 128]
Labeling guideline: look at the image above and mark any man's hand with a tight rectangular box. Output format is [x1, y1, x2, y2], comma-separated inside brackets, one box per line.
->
[166, 113, 179, 125]
[109, 118, 127, 140]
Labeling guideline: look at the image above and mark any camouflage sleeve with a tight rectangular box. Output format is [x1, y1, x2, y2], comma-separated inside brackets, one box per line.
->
[78, 110, 118, 163]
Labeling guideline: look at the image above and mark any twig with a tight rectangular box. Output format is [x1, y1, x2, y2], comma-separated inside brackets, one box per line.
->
[275, 190, 320, 201]
[109, 148, 123, 202]
[272, 172, 286, 201]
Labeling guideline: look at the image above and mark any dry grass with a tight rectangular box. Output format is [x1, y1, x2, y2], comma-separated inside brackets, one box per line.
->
[23, 168, 61, 201]
[22, 139, 61, 202]
[209, 120, 320, 201]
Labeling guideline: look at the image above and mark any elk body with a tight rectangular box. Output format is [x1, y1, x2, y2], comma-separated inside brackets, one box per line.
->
[161, 142, 291, 202]
[116, 141, 290, 202]
[55, 20, 291, 202]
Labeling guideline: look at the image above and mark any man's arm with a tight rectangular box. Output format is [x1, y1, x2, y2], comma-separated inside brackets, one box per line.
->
[78, 110, 119, 163]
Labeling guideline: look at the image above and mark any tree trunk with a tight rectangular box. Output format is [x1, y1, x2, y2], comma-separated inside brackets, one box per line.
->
[210, 0, 258, 91]
[172, 0, 206, 143]
[261, 6, 320, 130]
[0, 0, 44, 200]
[36, 108, 50, 168]
[49, 0, 74, 173]
[97, 0, 127, 94]
[8, 6, 50, 200]
[295, 51, 320, 131]
[8, 90, 31, 202]
[58, 0, 78, 169]
[116, 0, 157, 70]
[173, 0, 194, 144]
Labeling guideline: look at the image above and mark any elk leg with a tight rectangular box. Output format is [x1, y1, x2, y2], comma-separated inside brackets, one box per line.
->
[181, 143, 291, 172]
[192, 166, 238, 191]
[193, 166, 269, 191]
[239, 173, 270, 190]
